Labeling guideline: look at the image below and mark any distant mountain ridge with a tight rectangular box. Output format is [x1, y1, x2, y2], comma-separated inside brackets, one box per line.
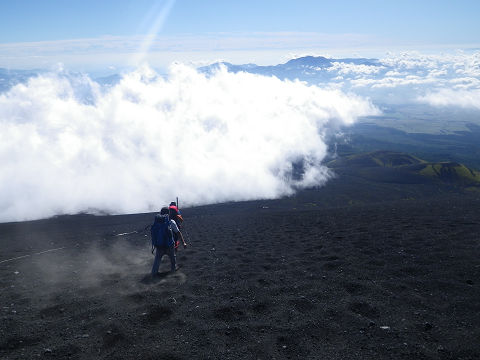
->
[329, 150, 480, 189]
[199, 56, 381, 81]
[0, 68, 45, 92]
[0, 68, 123, 92]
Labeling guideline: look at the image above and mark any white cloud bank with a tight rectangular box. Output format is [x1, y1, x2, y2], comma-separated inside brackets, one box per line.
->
[319, 52, 480, 108]
[0, 64, 378, 222]
[419, 88, 480, 110]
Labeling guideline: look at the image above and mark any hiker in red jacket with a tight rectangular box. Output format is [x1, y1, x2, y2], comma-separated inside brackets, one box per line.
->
[169, 201, 186, 250]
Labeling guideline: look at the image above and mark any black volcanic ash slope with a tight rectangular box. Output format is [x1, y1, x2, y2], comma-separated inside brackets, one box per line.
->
[1, 194, 479, 359]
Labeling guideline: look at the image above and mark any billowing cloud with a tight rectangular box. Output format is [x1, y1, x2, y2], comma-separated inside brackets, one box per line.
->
[0, 64, 378, 222]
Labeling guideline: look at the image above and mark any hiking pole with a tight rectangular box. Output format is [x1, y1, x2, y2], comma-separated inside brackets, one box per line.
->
[178, 196, 188, 248]
[181, 218, 192, 245]
[176, 196, 190, 248]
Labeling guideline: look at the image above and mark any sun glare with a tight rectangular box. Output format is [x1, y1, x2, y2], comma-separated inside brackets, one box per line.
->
[131, 0, 176, 66]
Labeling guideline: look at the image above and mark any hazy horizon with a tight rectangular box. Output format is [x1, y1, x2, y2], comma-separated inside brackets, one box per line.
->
[1, 1, 479, 73]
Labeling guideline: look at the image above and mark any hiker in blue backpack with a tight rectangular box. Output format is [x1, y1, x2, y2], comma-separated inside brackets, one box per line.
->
[151, 207, 186, 276]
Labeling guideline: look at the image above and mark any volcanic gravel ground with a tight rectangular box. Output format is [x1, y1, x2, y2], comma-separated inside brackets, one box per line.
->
[1, 196, 479, 359]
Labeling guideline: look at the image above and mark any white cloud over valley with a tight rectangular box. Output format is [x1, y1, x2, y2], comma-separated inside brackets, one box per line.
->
[418, 88, 480, 110]
[2, 51, 480, 222]
[319, 52, 480, 108]
[0, 65, 378, 222]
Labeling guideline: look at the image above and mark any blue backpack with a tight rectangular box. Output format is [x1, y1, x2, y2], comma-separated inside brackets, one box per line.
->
[151, 214, 174, 250]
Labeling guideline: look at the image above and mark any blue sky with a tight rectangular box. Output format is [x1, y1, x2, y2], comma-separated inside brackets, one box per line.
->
[1, 0, 479, 72]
